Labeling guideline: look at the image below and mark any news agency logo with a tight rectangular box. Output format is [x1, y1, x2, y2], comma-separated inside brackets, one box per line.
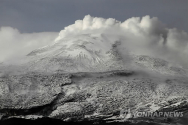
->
[120, 109, 184, 118]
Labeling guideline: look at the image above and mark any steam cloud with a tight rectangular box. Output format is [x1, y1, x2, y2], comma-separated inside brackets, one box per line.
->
[0, 15, 188, 68]
[56, 15, 188, 68]
[0, 27, 58, 63]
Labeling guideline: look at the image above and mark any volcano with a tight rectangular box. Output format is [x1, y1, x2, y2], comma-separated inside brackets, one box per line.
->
[0, 16, 188, 125]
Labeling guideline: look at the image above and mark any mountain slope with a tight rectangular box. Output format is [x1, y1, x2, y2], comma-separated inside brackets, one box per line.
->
[0, 33, 188, 125]
[0, 70, 188, 125]
[23, 34, 125, 72]
[13, 33, 186, 76]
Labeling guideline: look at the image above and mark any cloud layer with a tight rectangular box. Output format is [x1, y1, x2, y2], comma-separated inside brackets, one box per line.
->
[0, 27, 58, 63]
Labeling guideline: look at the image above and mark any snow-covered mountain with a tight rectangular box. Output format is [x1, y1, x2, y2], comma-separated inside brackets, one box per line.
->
[1, 15, 188, 76]
[12, 32, 184, 77]
[1, 15, 188, 125]
[24, 33, 125, 72]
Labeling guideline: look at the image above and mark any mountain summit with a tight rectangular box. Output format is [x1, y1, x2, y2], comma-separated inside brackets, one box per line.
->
[2, 15, 183, 75]
[26, 33, 124, 72]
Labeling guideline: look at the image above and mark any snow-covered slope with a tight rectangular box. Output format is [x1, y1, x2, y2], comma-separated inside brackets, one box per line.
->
[24, 33, 125, 72]
[17, 32, 186, 76]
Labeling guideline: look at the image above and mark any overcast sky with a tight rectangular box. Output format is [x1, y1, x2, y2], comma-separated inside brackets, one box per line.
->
[0, 0, 188, 33]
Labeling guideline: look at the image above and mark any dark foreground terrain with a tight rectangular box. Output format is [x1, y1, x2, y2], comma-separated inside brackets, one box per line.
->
[0, 70, 188, 125]
[0, 118, 163, 125]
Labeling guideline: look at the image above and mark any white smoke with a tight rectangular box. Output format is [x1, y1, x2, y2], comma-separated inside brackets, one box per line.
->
[0, 27, 58, 63]
[0, 15, 188, 68]
[55, 15, 188, 68]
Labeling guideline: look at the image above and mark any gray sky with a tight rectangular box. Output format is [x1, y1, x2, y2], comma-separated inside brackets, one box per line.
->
[0, 0, 188, 33]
